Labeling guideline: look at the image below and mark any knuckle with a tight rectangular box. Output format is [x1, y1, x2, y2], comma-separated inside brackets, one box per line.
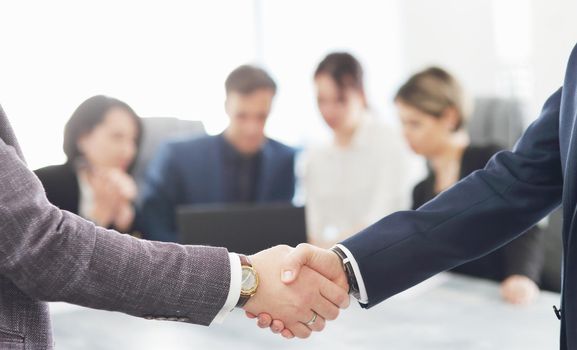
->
[336, 292, 348, 306]
[296, 243, 311, 252]
[337, 278, 350, 291]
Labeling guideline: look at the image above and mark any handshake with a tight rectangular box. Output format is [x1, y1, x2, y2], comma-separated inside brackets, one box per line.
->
[242, 244, 351, 339]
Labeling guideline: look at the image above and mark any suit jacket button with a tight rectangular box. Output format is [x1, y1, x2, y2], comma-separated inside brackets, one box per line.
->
[144, 315, 154, 320]
[156, 317, 167, 321]
[168, 317, 179, 321]
[178, 317, 190, 322]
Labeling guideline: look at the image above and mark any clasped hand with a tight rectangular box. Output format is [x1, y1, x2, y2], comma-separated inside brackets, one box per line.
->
[243, 244, 349, 339]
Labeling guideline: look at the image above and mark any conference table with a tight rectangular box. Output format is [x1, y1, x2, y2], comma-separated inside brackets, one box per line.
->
[50, 273, 561, 350]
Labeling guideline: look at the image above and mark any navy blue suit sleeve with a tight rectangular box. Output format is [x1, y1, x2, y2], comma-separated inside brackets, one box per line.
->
[135, 143, 181, 242]
[341, 88, 564, 308]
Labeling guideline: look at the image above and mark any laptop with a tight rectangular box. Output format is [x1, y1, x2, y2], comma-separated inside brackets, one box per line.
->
[177, 203, 308, 255]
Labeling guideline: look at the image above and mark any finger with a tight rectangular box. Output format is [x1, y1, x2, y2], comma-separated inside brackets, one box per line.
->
[257, 314, 273, 328]
[501, 291, 516, 304]
[289, 323, 312, 339]
[307, 313, 326, 332]
[282, 244, 347, 288]
[312, 294, 340, 321]
[271, 320, 285, 334]
[504, 291, 526, 305]
[281, 329, 295, 339]
[281, 244, 313, 283]
[507, 295, 523, 305]
[292, 301, 317, 326]
[320, 278, 351, 309]
[245, 312, 257, 319]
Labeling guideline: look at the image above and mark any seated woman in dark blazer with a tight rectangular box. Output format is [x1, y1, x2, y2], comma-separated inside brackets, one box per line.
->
[35, 95, 143, 233]
[395, 67, 545, 305]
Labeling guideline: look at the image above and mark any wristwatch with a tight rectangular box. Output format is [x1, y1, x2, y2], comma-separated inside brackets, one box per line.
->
[236, 254, 259, 308]
[331, 246, 361, 300]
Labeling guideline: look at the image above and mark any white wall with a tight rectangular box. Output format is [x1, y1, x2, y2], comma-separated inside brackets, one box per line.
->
[0, 0, 257, 168]
[257, 0, 403, 146]
[398, 0, 499, 97]
[398, 0, 576, 124]
[1, 0, 575, 170]
[530, 0, 577, 118]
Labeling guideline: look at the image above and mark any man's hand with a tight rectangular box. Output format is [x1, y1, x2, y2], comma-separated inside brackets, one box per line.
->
[246, 244, 349, 338]
[243, 245, 350, 339]
[280, 244, 348, 288]
[500, 274, 540, 305]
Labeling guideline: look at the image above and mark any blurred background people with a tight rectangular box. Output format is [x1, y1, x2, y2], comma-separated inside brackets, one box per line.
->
[137, 65, 296, 242]
[396, 67, 545, 305]
[35, 95, 142, 233]
[303, 52, 419, 248]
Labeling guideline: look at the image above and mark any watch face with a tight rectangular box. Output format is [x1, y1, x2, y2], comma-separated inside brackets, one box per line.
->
[241, 267, 257, 292]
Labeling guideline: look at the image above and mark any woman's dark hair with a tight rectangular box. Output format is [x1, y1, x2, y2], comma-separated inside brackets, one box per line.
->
[314, 52, 367, 106]
[395, 67, 469, 131]
[63, 95, 143, 172]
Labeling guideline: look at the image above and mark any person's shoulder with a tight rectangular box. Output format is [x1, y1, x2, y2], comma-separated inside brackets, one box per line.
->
[265, 137, 296, 157]
[163, 134, 218, 156]
[168, 134, 216, 148]
[465, 143, 504, 163]
[364, 116, 404, 146]
[460, 143, 504, 174]
[306, 144, 330, 158]
[34, 163, 77, 192]
[412, 174, 434, 208]
[150, 135, 216, 172]
[413, 175, 432, 194]
[34, 163, 74, 180]
[300, 143, 333, 173]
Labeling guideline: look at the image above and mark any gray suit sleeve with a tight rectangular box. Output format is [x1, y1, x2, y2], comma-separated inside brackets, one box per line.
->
[0, 139, 231, 326]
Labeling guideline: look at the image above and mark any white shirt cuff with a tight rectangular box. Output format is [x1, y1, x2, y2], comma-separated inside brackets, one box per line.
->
[211, 253, 241, 324]
[335, 244, 369, 304]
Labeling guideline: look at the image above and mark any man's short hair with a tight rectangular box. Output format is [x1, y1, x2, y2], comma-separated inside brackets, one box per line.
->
[225, 65, 277, 95]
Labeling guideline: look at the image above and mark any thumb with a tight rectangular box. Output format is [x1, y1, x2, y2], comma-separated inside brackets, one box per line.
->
[281, 244, 313, 284]
[282, 244, 347, 288]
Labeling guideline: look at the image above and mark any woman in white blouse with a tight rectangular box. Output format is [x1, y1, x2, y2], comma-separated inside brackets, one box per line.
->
[304, 52, 420, 248]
